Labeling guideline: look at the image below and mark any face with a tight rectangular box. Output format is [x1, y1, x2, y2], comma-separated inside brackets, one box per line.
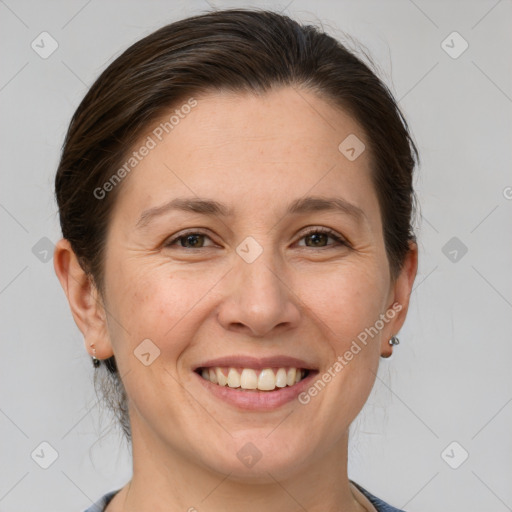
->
[82, 87, 416, 480]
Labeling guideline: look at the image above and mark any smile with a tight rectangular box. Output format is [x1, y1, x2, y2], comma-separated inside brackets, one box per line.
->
[196, 366, 310, 392]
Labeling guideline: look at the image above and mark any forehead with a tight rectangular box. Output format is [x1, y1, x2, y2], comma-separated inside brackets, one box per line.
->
[111, 87, 380, 228]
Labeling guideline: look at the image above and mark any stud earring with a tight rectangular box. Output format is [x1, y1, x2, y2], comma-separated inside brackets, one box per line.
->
[388, 335, 399, 346]
[90, 343, 100, 368]
[381, 336, 399, 358]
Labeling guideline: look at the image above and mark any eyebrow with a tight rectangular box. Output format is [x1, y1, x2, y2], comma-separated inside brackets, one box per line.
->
[136, 195, 367, 228]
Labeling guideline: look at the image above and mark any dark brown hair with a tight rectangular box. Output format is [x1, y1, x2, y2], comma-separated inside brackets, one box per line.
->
[55, 8, 419, 442]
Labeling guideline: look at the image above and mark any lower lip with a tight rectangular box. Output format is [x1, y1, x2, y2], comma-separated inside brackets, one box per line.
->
[193, 370, 318, 411]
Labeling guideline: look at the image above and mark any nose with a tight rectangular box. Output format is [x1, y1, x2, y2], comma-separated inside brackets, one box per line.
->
[216, 249, 301, 338]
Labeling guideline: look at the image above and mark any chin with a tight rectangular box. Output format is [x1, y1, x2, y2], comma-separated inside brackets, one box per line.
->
[198, 434, 313, 483]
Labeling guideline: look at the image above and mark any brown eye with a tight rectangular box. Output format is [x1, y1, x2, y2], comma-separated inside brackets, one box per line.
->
[179, 234, 206, 248]
[298, 228, 347, 249]
[165, 232, 214, 249]
[304, 232, 330, 247]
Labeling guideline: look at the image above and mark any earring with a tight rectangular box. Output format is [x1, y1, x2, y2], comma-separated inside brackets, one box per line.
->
[381, 336, 399, 358]
[388, 335, 399, 346]
[90, 343, 100, 368]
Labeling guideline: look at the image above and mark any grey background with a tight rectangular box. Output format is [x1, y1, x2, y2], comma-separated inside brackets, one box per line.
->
[1, 0, 511, 511]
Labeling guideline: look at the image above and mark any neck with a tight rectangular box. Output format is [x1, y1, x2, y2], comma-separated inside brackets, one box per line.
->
[109, 419, 367, 512]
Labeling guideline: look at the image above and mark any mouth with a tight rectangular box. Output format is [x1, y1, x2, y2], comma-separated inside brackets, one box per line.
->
[194, 366, 312, 392]
[192, 355, 319, 410]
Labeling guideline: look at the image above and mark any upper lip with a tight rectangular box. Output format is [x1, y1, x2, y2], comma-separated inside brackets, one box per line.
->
[194, 355, 318, 371]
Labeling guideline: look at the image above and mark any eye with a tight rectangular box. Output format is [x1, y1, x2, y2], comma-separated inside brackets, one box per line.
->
[297, 227, 348, 249]
[164, 231, 215, 249]
[163, 227, 348, 250]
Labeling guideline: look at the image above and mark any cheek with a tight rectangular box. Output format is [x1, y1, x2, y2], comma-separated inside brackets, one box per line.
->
[293, 262, 387, 347]
[106, 261, 223, 355]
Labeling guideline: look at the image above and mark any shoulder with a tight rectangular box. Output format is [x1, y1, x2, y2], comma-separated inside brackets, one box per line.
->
[83, 483, 405, 512]
[82, 489, 120, 512]
[350, 480, 407, 512]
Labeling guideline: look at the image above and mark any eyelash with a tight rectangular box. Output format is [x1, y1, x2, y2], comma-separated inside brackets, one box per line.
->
[164, 227, 349, 250]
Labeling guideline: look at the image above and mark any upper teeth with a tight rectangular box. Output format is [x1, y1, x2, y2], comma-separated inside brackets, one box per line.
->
[200, 367, 305, 391]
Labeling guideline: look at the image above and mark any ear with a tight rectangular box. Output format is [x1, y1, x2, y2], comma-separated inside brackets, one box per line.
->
[380, 240, 418, 357]
[53, 238, 114, 360]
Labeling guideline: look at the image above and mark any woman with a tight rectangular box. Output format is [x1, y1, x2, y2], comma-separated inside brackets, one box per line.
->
[54, 9, 418, 512]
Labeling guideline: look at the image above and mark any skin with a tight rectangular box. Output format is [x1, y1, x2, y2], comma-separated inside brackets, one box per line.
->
[54, 87, 417, 512]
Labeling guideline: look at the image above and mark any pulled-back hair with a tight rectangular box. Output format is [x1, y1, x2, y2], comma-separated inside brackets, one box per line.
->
[55, 9, 419, 442]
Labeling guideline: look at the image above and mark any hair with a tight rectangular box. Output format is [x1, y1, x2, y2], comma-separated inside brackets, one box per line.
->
[55, 8, 419, 442]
